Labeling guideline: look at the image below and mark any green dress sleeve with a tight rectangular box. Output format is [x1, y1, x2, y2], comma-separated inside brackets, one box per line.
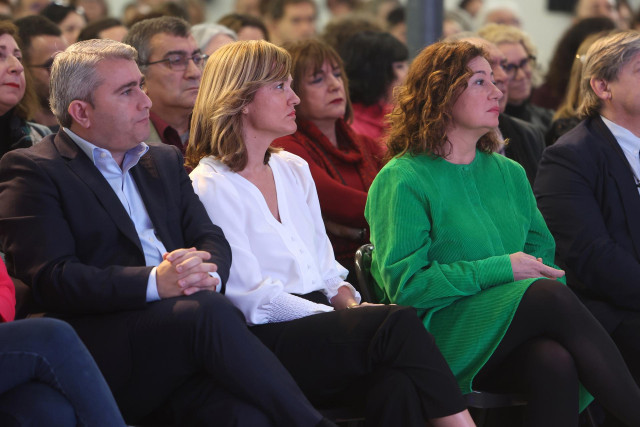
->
[365, 160, 514, 310]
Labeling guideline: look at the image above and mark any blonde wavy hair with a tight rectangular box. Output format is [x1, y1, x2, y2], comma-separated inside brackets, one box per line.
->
[186, 40, 290, 171]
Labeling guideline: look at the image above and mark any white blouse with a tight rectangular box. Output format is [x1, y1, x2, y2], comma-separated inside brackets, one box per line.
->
[190, 151, 360, 325]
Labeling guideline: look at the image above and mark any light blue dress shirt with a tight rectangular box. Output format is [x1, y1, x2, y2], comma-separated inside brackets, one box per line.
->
[601, 116, 640, 196]
[65, 128, 166, 301]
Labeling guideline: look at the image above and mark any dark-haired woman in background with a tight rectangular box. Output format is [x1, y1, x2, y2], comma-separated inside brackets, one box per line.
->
[273, 38, 384, 280]
[338, 30, 408, 145]
[366, 40, 640, 427]
[40, 3, 86, 44]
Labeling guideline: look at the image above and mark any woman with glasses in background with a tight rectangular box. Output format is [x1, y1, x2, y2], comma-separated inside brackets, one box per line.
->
[478, 23, 554, 137]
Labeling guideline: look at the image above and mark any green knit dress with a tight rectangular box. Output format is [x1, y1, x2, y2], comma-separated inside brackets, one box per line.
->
[365, 150, 591, 409]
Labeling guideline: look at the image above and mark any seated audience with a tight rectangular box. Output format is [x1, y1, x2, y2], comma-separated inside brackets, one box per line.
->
[262, 0, 317, 45]
[385, 5, 405, 44]
[191, 23, 237, 55]
[0, 38, 338, 427]
[535, 30, 640, 427]
[326, 0, 362, 21]
[531, 16, 616, 110]
[447, 0, 483, 31]
[546, 31, 609, 145]
[478, 0, 522, 27]
[234, 0, 261, 17]
[12, 0, 49, 19]
[478, 23, 554, 136]
[187, 39, 475, 427]
[365, 40, 640, 427]
[40, 3, 86, 44]
[0, 259, 126, 426]
[272, 38, 385, 279]
[574, 0, 620, 24]
[71, 0, 109, 23]
[77, 17, 128, 42]
[0, 21, 50, 159]
[0, 0, 11, 17]
[124, 17, 204, 155]
[337, 30, 408, 144]
[218, 12, 269, 40]
[14, 15, 68, 130]
[321, 13, 382, 52]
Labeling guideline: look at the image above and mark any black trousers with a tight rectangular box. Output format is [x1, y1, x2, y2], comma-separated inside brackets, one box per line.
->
[62, 291, 323, 427]
[251, 305, 467, 427]
[600, 308, 640, 427]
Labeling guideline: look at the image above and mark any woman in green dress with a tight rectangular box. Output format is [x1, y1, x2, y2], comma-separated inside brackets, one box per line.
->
[365, 40, 640, 427]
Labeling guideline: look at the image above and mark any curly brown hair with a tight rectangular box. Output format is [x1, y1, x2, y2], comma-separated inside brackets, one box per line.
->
[386, 41, 501, 160]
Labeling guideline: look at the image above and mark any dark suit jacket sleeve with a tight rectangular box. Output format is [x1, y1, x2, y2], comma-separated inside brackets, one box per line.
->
[535, 136, 640, 310]
[0, 148, 155, 314]
[0, 142, 231, 314]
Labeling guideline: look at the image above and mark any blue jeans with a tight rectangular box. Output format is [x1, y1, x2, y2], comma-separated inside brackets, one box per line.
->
[0, 318, 125, 426]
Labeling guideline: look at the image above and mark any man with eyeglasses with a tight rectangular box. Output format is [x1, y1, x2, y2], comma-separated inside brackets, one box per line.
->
[123, 16, 206, 155]
[14, 14, 68, 130]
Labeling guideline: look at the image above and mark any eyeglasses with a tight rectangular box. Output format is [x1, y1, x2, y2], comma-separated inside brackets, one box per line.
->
[141, 52, 209, 71]
[502, 55, 536, 77]
[29, 57, 56, 73]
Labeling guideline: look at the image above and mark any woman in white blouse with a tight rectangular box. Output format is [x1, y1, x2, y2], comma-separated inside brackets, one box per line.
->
[186, 40, 475, 427]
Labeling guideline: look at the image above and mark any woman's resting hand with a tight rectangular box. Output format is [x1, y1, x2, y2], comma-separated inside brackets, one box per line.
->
[510, 252, 565, 281]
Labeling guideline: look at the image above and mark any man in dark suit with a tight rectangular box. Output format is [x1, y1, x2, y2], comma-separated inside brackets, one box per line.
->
[0, 39, 332, 427]
[535, 31, 640, 427]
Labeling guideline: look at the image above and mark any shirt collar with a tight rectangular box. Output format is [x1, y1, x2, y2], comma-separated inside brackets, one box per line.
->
[601, 115, 640, 156]
[63, 128, 149, 172]
[149, 111, 190, 143]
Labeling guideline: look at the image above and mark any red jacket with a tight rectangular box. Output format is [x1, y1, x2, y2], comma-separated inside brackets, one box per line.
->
[273, 118, 384, 266]
[0, 258, 15, 322]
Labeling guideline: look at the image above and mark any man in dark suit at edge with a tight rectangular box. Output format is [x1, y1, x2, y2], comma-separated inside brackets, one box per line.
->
[535, 31, 640, 427]
[0, 38, 335, 427]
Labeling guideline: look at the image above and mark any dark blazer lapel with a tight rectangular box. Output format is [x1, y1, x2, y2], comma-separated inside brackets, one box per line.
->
[131, 151, 171, 248]
[54, 131, 144, 254]
[591, 116, 640, 258]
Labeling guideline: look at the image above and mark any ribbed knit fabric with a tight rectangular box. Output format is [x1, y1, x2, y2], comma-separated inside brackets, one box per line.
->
[365, 150, 580, 397]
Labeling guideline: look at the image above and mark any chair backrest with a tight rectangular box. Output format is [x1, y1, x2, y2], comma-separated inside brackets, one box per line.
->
[354, 244, 378, 303]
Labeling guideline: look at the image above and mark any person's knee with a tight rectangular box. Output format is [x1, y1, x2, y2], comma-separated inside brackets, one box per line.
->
[526, 339, 578, 385]
[385, 305, 432, 341]
[171, 291, 245, 326]
[527, 280, 580, 316]
[0, 382, 77, 427]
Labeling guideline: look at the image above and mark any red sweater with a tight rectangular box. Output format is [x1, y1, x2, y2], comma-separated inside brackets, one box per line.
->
[0, 258, 15, 322]
[273, 118, 384, 267]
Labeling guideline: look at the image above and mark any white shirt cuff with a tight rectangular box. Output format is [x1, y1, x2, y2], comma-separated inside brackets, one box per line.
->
[266, 292, 334, 323]
[146, 267, 161, 302]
